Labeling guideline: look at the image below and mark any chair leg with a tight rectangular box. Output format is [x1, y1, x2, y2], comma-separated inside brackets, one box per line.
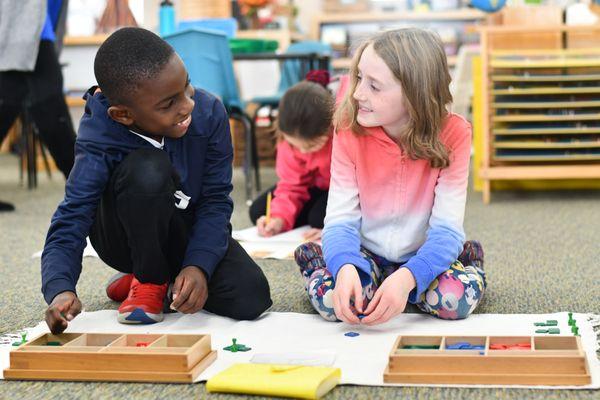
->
[21, 110, 37, 189]
[30, 120, 53, 180]
[250, 110, 261, 193]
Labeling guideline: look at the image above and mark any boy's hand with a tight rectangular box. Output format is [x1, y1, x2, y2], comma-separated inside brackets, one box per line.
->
[256, 216, 284, 237]
[45, 291, 82, 334]
[171, 266, 208, 314]
[332, 264, 363, 324]
[302, 228, 322, 242]
[361, 267, 416, 326]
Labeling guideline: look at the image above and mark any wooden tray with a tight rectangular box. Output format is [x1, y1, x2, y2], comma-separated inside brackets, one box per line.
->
[4, 332, 216, 383]
[383, 335, 592, 386]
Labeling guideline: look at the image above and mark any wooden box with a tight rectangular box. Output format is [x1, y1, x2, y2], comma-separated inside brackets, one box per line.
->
[4, 332, 217, 383]
[384, 335, 592, 386]
[179, 0, 231, 19]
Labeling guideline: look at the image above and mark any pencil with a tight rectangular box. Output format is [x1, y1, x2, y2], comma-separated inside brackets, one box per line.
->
[266, 191, 272, 225]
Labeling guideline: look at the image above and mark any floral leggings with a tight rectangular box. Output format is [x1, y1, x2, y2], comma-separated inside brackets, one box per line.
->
[294, 241, 486, 321]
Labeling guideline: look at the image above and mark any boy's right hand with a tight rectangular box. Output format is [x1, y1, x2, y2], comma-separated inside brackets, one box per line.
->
[256, 216, 284, 237]
[332, 264, 363, 324]
[45, 291, 82, 334]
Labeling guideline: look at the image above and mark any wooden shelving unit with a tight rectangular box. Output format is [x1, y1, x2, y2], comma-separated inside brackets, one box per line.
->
[312, 8, 485, 71]
[478, 25, 600, 204]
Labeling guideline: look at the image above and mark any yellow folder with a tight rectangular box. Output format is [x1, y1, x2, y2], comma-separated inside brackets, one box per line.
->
[206, 363, 341, 399]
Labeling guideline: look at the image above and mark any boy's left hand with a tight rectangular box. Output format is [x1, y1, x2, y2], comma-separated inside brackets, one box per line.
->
[171, 266, 208, 314]
[361, 267, 416, 326]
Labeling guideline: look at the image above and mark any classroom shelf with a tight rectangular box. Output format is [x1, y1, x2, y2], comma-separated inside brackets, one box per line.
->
[492, 73, 600, 82]
[312, 8, 485, 71]
[477, 24, 600, 204]
[492, 127, 600, 135]
[492, 101, 600, 109]
[492, 113, 600, 122]
[493, 141, 600, 149]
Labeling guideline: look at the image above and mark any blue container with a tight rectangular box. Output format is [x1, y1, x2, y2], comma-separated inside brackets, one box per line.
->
[177, 18, 238, 38]
[159, 0, 176, 37]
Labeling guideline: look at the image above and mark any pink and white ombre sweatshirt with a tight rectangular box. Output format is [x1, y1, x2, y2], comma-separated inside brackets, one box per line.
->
[322, 113, 472, 302]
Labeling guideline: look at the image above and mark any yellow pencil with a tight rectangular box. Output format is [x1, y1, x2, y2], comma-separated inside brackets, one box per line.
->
[266, 191, 272, 225]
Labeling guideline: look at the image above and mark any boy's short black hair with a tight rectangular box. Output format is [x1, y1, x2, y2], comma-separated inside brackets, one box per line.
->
[94, 27, 175, 104]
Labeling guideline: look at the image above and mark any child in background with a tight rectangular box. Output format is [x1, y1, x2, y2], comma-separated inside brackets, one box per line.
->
[249, 71, 334, 242]
[42, 28, 271, 333]
[295, 28, 486, 325]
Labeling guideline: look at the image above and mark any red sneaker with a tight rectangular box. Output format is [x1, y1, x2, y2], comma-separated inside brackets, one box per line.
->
[105, 273, 134, 302]
[118, 277, 168, 324]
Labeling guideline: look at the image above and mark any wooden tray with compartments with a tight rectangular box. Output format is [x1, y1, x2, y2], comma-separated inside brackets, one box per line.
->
[384, 335, 591, 386]
[4, 332, 217, 383]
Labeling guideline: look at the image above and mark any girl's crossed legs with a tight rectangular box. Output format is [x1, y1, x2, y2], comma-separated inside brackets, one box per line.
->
[294, 241, 486, 322]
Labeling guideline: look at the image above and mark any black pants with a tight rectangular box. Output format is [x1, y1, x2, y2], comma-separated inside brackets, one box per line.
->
[249, 184, 328, 229]
[89, 148, 272, 320]
[0, 40, 75, 178]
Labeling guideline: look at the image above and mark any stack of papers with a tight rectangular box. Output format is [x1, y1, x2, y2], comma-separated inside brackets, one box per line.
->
[232, 226, 318, 259]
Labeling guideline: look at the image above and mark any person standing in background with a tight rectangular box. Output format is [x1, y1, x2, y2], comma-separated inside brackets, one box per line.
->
[0, 0, 76, 211]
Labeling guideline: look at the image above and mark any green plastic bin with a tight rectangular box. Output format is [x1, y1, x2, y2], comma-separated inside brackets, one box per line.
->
[228, 38, 278, 54]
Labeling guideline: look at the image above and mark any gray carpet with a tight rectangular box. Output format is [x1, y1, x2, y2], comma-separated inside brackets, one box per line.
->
[0, 153, 598, 399]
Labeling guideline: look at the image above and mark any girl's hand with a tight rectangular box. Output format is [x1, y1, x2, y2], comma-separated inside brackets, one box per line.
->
[361, 267, 416, 326]
[332, 264, 363, 324]
[302, 228, 322, 242]
[256, 216, 284, 237]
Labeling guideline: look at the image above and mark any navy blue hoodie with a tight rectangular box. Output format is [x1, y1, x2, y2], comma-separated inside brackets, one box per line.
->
[41, 87, 234, 304]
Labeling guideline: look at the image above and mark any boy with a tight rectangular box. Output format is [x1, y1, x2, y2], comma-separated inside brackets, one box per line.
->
[42, 27, 272, 334]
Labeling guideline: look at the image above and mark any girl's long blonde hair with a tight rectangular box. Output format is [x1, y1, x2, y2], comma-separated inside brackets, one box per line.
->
[335, 28, 452, 169]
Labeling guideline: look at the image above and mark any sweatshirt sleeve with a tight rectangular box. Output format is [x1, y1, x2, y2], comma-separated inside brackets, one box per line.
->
[41, 142, 111, 304]
[269, 141, 312, 232]
[404, 118, 472, 303]
[182, 99, 234, 279]
[321, 131, 372, 285]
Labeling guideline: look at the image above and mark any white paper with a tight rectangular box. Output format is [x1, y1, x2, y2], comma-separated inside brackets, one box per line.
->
[250, 351, 336, 367]
[32, 237, 98, 259]
[232, 225, 319, 259]
[2, 311, 599, 389]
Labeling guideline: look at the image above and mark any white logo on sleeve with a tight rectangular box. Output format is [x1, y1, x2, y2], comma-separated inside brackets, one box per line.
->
[174, 190, 191, 210]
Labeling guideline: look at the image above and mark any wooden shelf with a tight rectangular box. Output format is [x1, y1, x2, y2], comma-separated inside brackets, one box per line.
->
[65, 96, 86, 107]
[477, 25, 600, 204]
[314, 9, 485, 25]
[332, 55, 457, 70]
[493, 141, 600, 149]
[492, 113, 600, 122]
[492, 100, 600, 109]
[492, 87, 600, 95]
[64, 35, 108, 46]
[313, 7, 484, 76]
[492, 73, 600, 82]
[493, 127, 600, 135]
[493, 154, 600, 162]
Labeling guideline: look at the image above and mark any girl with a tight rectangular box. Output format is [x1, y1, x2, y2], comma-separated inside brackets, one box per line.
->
[249, 72, 334, 241]
[295, 28, 486, 325]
